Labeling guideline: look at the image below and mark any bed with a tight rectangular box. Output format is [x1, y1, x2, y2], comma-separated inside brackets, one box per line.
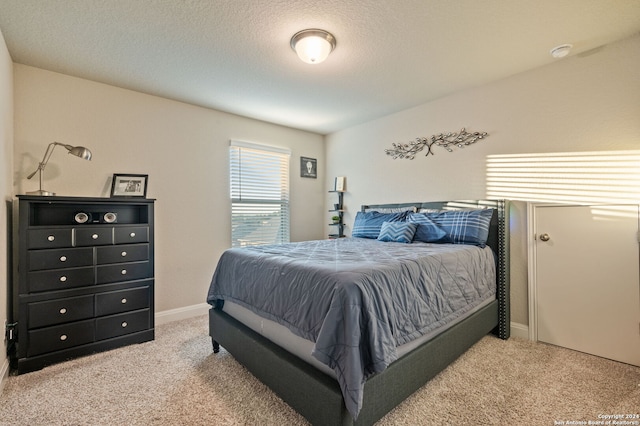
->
[207, 199, 510, 425]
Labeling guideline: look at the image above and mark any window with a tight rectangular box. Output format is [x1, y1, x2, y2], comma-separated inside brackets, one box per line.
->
[230, 140, 290, 247]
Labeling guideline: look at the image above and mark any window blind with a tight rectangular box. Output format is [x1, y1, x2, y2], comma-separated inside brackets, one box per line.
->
[229, 140, 290, 247]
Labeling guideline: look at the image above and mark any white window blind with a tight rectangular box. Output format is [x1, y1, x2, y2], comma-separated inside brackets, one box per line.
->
[230, 140, 290, 247]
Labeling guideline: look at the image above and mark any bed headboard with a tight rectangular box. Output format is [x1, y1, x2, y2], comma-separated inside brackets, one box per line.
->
[361, 199, 511, 339]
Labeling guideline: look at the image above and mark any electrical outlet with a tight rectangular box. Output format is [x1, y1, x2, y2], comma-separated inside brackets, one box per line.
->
[4, 320, 17, 343]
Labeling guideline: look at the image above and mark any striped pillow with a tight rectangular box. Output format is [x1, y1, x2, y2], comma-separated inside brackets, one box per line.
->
[428, 209, 494, 246]
[377, 221, 417, 243]
[352, 211, 408, 239]
[407, 212, 448, 243]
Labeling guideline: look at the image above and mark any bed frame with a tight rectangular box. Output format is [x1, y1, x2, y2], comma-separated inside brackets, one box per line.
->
[209, 199, 510, 425]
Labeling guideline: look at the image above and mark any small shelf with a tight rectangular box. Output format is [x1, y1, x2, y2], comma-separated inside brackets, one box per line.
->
[328, 190, 345, 238]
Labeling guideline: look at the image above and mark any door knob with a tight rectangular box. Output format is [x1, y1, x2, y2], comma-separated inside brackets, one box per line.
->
[539, 233, 550, 242]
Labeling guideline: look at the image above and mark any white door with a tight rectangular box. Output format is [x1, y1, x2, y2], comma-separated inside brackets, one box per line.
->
[534, 204, 640, 367]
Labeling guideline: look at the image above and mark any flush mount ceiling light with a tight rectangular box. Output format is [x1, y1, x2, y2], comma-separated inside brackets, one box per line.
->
[550, 44, 573, 59]
[290, 29, 336, 64]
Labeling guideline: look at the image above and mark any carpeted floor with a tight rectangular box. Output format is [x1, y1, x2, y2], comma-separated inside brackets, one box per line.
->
[0, 315, 638, 425]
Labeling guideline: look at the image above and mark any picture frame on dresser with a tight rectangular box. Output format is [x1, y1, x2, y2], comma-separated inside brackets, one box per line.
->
[110, 174, 148, 198]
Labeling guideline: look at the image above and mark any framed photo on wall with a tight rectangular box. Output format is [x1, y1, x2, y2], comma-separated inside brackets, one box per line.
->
[110, 174, 148, 198]
[300, 157, 317, 178]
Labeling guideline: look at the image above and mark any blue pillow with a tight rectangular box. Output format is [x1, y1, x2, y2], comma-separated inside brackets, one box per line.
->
[352, 211, 408, 239]
[407, 213, 448, 243]
[377, 221, 417, 243]
[428, 209, 494, 246]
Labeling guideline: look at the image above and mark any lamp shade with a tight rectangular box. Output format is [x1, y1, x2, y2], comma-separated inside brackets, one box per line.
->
[68, 145, 92, 160]
[291, 29, 336, 64]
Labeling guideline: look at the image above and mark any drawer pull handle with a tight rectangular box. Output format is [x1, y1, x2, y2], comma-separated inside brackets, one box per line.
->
[130, 232, 136, 238]
[121, 322, 128, 328]
[92, 234, 99, 240]
[121, 298, 127, 304]
[60, 334, 68, 341]
[59, 308, 67, 314]
[60, 256, 67, 262]
[121, 251, 127, 257]
[59, 276, 67, 282]
[121, 269, 127, 275]
[47, 235, 55, 242]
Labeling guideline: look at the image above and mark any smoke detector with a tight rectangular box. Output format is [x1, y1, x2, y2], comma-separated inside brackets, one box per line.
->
[550, 44, 573, 59]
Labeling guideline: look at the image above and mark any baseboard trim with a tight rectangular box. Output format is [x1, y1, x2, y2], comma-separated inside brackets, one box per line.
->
[155, 303, 210, 326]
[0, 357, 10, 395]
[510, 322, 529, 340]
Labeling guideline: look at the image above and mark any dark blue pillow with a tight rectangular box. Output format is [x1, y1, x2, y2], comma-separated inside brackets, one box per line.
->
[428, 209, 494, 246]
[407, 213, 448, 243]
[352, 211, 408, 239]
[377, 221, 417, 243]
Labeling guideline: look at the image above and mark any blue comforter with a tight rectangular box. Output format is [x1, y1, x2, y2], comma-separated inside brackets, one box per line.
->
[207, 238, 496, 419]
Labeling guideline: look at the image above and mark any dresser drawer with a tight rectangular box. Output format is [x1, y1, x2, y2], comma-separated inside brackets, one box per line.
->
[27, 319, 95, 357]
[114, 226, 149, 244]
[95, 286, 150, 316]
[27, 229, 72, 249]
[28, 267, 95, 293]
[96, 261, 151, 284]
[96, 309, 150, 340]
[28, 247, 94, 271]
[28, 295, 95, 328]
[75, 227, 114, 246]
[96, 244, 149, 265]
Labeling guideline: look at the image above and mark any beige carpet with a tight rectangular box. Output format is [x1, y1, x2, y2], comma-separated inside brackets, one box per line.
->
[1, 315, 638, 425]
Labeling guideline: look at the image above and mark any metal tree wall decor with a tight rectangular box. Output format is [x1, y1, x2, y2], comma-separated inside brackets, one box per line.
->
[385, 128, 489, 160]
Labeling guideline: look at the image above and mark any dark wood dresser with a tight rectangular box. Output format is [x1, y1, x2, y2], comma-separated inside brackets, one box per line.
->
[9, 195, 155, 374]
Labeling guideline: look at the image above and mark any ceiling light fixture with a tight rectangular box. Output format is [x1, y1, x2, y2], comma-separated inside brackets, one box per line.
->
[290, 29, 336, 64]
[550, 44, 573, 59]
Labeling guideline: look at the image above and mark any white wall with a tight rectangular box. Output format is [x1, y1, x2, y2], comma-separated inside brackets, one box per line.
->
[0, 28, 14, 390]
[326, 34, 640, 327]
[12, 65, 326, 314]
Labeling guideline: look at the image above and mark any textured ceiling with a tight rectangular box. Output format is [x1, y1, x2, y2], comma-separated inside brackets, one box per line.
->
[0, 0, 639, 134]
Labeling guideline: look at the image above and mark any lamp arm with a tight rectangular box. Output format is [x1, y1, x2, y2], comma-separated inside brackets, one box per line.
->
[26, 142, 69, 180]
[26, 168, 40, 180]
